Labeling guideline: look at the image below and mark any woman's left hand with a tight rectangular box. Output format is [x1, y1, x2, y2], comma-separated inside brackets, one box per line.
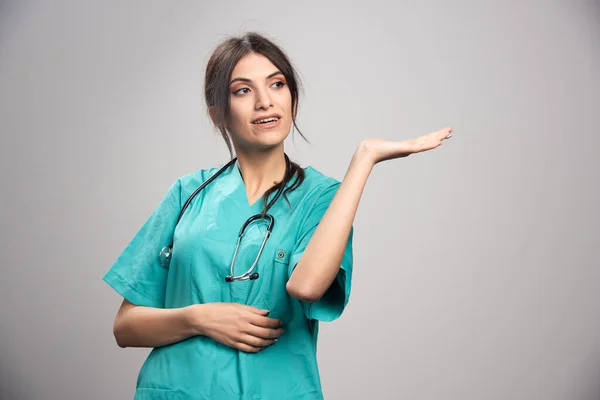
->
[358, 126, 454, 165]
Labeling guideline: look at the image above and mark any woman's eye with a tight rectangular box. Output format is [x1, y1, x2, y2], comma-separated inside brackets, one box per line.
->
[232, 82, 285, 95]
[232, 88, 249, 95]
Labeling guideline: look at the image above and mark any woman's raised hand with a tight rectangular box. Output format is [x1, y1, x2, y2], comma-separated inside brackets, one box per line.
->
[358, 126, 454, 165]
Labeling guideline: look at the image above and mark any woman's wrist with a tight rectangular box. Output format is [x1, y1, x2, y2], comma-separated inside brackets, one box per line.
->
[353, 140, 378, 166]
[183, 304, 208, 337]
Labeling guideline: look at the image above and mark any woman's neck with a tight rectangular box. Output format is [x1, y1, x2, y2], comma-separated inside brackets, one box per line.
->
[235, 147, 287, 202]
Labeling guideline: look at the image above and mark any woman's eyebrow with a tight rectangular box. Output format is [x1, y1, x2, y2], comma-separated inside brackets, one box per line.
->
[230, 71, 283, 85]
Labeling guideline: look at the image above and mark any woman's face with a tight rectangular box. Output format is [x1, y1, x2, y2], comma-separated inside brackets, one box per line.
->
[224, 52, 293, 152]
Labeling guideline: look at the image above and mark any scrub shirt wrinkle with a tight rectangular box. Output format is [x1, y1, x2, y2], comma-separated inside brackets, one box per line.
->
[103, 163, 354, 400]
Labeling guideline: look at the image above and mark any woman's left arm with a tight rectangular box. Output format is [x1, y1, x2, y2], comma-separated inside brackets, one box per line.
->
[286, 127, 454, 302]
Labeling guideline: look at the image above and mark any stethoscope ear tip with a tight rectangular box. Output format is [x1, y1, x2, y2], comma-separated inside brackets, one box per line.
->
[224, 273, 259, 282]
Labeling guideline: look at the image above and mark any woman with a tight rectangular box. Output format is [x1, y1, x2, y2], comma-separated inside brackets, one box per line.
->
[103, 31, 453, 399]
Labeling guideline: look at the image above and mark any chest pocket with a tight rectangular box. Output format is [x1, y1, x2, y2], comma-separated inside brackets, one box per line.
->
[260, 247, 294, 323]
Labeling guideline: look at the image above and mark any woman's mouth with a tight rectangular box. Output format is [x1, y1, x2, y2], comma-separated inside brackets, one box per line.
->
[251, 116, 282, 129]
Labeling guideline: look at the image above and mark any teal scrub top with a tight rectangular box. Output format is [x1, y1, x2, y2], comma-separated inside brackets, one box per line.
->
[102, 161, 354, 400]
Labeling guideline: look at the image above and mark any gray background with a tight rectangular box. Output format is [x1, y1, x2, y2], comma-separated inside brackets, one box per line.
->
[1, 0, 599, 399]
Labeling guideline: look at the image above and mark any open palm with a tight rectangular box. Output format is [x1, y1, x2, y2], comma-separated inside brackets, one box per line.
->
[362, 126, 454, 164]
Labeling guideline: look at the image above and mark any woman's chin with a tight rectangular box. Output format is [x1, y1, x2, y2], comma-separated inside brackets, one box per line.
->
[251, 132, 289, 147]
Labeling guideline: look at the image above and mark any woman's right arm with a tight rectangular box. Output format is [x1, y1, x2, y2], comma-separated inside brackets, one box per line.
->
[113, 299, 284, 351]
[113, 299, 198, 348]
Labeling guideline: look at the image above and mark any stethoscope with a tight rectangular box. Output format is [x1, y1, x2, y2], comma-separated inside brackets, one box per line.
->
[159, 154, 291, 282]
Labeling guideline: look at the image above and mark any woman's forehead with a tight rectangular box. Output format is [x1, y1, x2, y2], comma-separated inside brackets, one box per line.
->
[231, 53, 279, 81]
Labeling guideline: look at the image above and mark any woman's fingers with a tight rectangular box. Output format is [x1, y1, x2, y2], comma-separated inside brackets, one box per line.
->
[238, 334, 275, 350]
[414, 127, 454, 151]
[248, 313, 283, 329]
[244, 323, 284, 340]
[231, 310, 284, 352]
[241, 305, 270, 315]
[235, 342, 263, 353]
[231, 327, 281, 352]
[435, 126, 454, 142]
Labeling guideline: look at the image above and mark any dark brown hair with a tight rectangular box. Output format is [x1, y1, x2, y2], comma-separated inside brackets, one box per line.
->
[204, 32, 307, 214]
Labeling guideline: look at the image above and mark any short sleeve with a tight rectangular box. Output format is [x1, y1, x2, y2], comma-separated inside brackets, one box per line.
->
[288, 182, 354, 322]
[102, 179, 181, 308]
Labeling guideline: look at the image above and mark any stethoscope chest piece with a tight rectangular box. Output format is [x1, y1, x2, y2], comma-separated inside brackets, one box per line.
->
[159, 245, 173, 268]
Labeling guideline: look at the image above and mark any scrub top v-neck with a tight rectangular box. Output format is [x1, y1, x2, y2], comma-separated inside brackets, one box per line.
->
[103, 161, 354, 400]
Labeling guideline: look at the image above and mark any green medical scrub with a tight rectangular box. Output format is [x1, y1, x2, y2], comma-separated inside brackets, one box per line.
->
[102, 161, 354, 400]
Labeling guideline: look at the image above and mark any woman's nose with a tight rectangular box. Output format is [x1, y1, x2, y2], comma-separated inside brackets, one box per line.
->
[255, 88, 272, 109]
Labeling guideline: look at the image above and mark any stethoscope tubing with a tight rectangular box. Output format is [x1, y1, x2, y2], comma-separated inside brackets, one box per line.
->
[160, 154, 291, 283]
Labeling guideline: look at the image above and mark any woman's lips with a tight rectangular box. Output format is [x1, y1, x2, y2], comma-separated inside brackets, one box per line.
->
[252, 118, 282, 130]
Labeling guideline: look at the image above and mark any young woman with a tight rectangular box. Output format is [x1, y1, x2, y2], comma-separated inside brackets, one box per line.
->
[103, 31, 453, 400]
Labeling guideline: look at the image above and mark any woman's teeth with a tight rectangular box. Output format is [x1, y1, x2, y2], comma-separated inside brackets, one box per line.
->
[253, 117, 279, 124]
